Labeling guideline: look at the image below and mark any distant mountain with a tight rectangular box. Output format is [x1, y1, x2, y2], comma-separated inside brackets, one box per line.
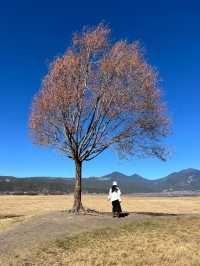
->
[153, 168, 200, 192]
[95, 172, 153, 193]
[0, 176, 16, 182]
[0, 168, 200, 194]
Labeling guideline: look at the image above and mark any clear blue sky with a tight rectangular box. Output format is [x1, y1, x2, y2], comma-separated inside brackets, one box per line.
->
[0, 0, 199, 179]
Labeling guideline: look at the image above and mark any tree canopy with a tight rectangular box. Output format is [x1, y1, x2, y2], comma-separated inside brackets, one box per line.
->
[29, 24, 169, 162]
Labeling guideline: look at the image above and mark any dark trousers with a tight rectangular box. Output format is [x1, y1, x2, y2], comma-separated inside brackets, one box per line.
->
[112, 200, 122, 215]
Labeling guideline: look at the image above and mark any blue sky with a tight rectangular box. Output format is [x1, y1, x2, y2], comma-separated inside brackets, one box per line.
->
[0, 0, 199, 179]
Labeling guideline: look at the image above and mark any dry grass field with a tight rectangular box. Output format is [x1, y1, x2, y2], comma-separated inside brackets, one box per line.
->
[1, 195, 200, 265]
[1, 194, 200, 232]
[1, 194, 200, 217]
[16, 216, 200, 266]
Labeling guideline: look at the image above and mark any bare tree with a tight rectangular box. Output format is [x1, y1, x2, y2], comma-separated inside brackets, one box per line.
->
[29, 24, 170, 213]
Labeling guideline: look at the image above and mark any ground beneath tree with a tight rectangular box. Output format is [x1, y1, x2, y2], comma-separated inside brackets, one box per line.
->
[0, 210, 178, 259]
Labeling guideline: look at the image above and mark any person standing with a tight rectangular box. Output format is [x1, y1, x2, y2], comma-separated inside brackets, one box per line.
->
[108, 181, 122, 217]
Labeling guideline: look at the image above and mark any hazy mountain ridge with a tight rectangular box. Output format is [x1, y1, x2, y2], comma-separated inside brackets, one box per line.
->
[0, 168, 200, 194]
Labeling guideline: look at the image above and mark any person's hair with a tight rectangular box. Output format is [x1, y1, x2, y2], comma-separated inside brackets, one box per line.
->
[112, 185, 119, 193]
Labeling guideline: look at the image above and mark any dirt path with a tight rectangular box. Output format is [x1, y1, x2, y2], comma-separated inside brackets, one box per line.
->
[0, 211, 176, 258]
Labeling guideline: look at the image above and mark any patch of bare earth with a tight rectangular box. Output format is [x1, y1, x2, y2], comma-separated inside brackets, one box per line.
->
[1, 195, 200, 265]
[0, 211, 152, 263]
[1, 212, 200, 266]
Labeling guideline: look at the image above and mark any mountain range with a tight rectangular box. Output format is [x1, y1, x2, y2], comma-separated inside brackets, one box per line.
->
[0, 168, 200, 194]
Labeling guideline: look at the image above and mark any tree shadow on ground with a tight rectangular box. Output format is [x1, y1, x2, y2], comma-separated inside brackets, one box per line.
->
[0, 214, 24, 220]
[63, 210, 181, 217]
[96, 211, 180, 217]
[132, 212, 179, 217]
[119, 212, 129, 218]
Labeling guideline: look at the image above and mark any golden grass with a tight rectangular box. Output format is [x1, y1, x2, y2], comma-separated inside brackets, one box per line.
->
[54, 216, 200, 266]
[3, 215, 200, 266]
[0, 217, 24, 231]
[1, 195, 200, 265]
[1, 195, 200, 217]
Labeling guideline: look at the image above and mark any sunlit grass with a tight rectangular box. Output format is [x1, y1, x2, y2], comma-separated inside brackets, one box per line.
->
[1, 195, 200, 217]
[0, 216, 24, 231]
[3, 215, 200, 266]
[1, 195, 200, 265]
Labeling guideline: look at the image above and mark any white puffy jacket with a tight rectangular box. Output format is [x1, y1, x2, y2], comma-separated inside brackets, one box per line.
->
[108, 188, 121, 202]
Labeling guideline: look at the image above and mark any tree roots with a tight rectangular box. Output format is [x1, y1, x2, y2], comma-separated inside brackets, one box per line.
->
[68, 206, 101, 215]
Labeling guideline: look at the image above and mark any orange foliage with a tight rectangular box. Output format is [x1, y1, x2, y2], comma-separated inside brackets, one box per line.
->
[29, 23, 170, 162]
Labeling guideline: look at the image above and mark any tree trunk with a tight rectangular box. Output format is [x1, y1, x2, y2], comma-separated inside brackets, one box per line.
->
[72, 160, 84, 213]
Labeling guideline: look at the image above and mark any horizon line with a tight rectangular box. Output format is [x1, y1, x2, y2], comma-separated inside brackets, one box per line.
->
[1, 167, 199, 180]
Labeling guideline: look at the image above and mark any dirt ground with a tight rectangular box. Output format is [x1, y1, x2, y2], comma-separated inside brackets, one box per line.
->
[0, 210, 182, 264]
[1, 195, 200, 264]
[0, 195, 198, 265]
[0, 211, 151, 256]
